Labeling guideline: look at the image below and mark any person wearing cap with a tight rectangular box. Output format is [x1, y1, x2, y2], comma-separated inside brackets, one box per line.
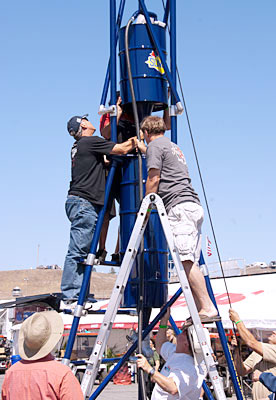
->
[98, 93, 171, 263]
[229, 309, 276, 400]
[1, 311, 84, 400]
[136, 308, 205, 400]
[61, 115, 137, 306]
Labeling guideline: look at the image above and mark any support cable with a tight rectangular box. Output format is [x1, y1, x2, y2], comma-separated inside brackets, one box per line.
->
[162, 3, 244, 398]
[161, 0, 232, 308]
[125, 16, 147, 400]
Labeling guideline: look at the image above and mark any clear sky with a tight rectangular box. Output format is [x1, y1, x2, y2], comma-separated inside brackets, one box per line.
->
[1, 1, 275, 272]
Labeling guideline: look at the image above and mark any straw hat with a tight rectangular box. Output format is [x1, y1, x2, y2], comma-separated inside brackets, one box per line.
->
[19, 311, 64, 361]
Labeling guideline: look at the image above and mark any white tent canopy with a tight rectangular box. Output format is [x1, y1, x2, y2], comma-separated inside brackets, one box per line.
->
[62, 273, 276, 331]
[166, 273, 276, 330]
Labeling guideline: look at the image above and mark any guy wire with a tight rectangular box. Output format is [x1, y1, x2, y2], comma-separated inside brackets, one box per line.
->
[161, 0, 232, 308]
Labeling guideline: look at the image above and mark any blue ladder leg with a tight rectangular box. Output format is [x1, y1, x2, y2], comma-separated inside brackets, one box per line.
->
[62, 161, 118, 365]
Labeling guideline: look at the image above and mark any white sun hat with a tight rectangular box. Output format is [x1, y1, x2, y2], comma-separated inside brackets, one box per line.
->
[18, 310, 64, 361]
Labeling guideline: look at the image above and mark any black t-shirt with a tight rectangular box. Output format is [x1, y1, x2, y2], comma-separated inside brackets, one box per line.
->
[68, 136, 115, 206]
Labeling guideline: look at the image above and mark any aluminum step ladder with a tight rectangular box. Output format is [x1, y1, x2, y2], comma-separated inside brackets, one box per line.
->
[80, 193, 227, 399]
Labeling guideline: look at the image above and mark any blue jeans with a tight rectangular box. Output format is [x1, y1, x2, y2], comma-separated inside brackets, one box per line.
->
[61, 195, 100, 300]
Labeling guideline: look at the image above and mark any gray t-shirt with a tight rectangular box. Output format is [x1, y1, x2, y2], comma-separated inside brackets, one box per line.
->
[146, 136, 200, 212]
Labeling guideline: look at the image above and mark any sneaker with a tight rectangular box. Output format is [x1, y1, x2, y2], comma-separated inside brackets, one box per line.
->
[59, 300, 94, 312]
[59, 300, 77, 312]
[96, 249, 107, 263]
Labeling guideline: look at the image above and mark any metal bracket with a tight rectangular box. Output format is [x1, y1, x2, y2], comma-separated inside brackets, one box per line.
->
[61, 358, 70, 366]
[98, 104, 117, 117]
[175, 101, 184, 115]
[169, 102, 184, 116]
[86, 253, 96, 266]
[74, 305, 84, 318]
[200, 262, 209, 277]
[169, 105, 177, 116]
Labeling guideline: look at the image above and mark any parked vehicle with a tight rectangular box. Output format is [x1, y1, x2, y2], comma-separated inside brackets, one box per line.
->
[0, 337, 11, 373]
[269, 261, 276, 268]
[253, 262, 268, 268]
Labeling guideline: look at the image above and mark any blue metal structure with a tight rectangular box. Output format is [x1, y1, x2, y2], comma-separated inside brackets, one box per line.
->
[62, 2, 244, 400]
[120, 155, 168, 308]
[62, 162, 118, 363]
[89, 288, 183, 400]
[119, 19, 168, 110]
[200, 254, 245, 400]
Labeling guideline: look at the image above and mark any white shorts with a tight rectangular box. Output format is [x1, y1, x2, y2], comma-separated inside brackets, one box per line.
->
[168, 201, 204, 263]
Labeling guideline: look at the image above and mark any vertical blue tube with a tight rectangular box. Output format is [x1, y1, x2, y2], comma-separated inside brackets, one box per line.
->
[110, 0, 117, 143]
[89, 289, 183, 399]
[170, 0, 177, 144]
[202, 381, 215, 400]
[169, 315, 180, 335]
[138, 0, 181, 106]
[100, 0, 126, 106]
[163, 0, 170, 25]
[200, 254, 245, 400]
[63, 164, 117, 362]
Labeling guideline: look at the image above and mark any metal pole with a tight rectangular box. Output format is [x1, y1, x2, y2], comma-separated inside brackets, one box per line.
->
[124, 15, 147, 400]
[36, 244, 40, 269]
[163, 0, 170, 25]
[62, 163, 118, 364]
[203, 381, 215, 400]
[170, 0, 177, 144]
[138, 0, 183, 113]
[110, 0, 117, 143]
[89, 288, 183, 399]
[100, 0, 126, 107]
[200, 254, 245, 400]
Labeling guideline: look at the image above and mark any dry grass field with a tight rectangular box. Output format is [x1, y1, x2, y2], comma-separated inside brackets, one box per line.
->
[0, 269, 117, 300]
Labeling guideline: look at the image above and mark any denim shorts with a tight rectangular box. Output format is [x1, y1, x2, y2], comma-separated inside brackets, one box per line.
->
[168, 201, 204, 263]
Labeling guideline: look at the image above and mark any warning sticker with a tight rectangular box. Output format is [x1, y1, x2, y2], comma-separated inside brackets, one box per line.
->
[145, 51, 165, 75]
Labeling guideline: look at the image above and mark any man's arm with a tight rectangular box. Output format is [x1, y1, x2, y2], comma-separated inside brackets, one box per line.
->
[155, 357, 160, 371]
[110, 137, 137, 155]
[229, 309, 263, 356]
[137, 354, 178, 396]
[101, 97, 123, 140]
[163, 107, 171, 131]
[155, 307, 170, 354]
[137, 139, 147, 154]
[163, 87, 171, 131]
[230, 335, 252, 376]
[145, 168, 160, 195]
[232, 345, 252, 376]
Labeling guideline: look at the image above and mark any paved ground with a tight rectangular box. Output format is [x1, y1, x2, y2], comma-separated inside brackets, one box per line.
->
[0, 373, 247, 399]
[95, 382, 138, 399]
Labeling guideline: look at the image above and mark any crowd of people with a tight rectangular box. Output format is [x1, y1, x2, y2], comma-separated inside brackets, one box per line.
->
[1, 105, 275, 399]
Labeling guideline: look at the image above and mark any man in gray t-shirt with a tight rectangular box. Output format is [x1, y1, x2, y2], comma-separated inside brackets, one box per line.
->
[139, 116, 219, 324]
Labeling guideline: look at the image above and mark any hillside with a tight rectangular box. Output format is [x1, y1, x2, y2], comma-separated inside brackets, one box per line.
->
[0, 269, 117, 300]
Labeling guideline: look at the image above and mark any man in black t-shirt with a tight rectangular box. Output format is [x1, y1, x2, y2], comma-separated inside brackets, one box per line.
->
[61, 114, 137, 306]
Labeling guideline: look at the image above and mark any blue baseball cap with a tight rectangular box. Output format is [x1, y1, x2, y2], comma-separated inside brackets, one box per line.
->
[67, 114, 89, 136]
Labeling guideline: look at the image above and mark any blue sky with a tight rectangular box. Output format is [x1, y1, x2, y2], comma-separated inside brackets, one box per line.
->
[0, 1, 275, 271]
